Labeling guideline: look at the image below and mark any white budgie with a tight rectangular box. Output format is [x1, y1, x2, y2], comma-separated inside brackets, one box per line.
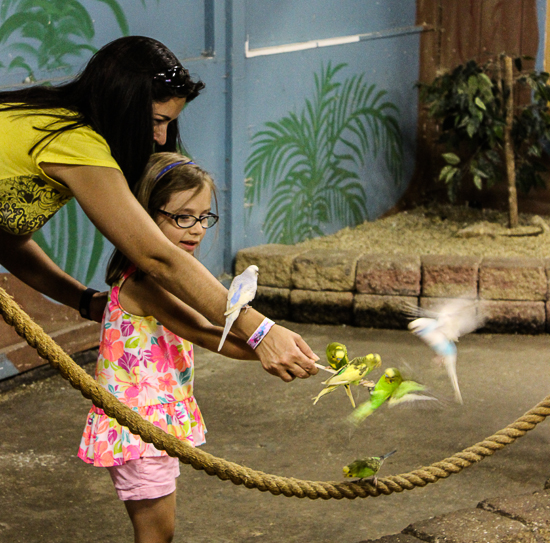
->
[405, 299, 485, 404]
[218, 265, 259, 351]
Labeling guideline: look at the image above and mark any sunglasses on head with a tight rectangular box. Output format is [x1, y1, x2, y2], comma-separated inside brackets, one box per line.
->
[153, 65, 188, 89]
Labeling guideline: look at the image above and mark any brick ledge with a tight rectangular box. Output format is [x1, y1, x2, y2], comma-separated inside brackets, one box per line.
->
[236, 246, 550, 333]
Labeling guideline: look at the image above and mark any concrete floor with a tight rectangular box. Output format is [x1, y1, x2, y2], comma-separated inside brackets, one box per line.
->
[1, 322, 549, 543]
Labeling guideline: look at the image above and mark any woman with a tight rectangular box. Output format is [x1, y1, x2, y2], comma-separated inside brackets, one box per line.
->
[0, 35, 319, 381]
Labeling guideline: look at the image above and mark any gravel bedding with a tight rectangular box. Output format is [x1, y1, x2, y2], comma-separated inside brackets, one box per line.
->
[296, 204, 550, 259]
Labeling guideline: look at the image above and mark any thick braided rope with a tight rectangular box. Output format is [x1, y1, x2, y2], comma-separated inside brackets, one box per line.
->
[1, 287, 549, 500]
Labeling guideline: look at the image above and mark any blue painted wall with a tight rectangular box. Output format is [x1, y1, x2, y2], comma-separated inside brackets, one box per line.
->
[204, 0, 420, 270]
[239, 18, 419, 250]
[1, 1, 545, 290]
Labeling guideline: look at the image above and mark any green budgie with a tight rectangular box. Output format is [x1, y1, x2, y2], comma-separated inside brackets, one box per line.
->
[343, 449, 397, 485]
[349, 367, 436, 426]
[314, 342, 349, 374]
[326, 342, 350, 371]
[313, 353, 382, 408]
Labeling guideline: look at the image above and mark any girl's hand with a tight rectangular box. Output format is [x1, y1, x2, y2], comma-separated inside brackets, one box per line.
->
[254, 324, 320, 382]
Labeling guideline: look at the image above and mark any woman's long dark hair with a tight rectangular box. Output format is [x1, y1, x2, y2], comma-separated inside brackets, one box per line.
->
[0, 36, 205, 188]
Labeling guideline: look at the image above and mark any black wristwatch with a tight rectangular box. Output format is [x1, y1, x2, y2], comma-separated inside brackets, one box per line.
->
[79, 288, 99, 320]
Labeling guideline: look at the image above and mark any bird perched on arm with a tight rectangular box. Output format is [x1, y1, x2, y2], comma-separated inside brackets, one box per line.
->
[218, 265, 259, 351]
[406, 299, 485, 404]
[343, 449, 397, 486]
[348, 367, 436, 426]
[313, 353, 382, 408]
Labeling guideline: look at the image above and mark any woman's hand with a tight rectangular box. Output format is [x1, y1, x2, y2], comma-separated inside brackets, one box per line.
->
[254, 324, 319, 382]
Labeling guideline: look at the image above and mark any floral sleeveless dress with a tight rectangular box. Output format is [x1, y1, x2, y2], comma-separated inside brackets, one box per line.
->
[78, 268, 206, 467]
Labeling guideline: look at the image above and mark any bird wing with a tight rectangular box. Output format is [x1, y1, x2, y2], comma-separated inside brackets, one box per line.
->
[346, 460, 376, 478]
[407, 299, 484, 340]
[349, 355, 381, 375]
[388, 392, 438, 407]
[224, 282, 257, 315]
[225, 270, 245, 311]
[226, 280, 243, 311]
[391, 379, 426, 400]
[312, 385, 338, 405]
[438, 301, 483, 339]
[323, 364, 364, 386]
[402, 301, 440, 319]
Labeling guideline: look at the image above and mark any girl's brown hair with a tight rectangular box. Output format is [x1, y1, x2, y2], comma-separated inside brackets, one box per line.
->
[105, 152, 217, 285]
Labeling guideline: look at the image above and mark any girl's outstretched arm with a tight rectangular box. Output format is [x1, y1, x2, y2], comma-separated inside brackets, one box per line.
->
[39, 163, 320, 380]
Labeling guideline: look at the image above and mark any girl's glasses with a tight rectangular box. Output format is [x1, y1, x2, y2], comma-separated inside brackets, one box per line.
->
[153, 66, 188, 89]
[157, 209, 219, 229]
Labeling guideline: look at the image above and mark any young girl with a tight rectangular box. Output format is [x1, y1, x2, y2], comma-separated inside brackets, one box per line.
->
[78, 153, 257, 543]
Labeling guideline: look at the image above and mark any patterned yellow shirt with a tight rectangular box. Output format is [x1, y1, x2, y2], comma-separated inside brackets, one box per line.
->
[0, 106, 121, 235]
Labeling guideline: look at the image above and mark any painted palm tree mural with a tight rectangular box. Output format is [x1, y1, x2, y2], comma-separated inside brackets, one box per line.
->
[0, 0, 131, 81]
[245, 63, 403, 244]
[0, 0, 133, 286]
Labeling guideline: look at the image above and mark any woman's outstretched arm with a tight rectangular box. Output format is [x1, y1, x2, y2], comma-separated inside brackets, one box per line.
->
[39, 163, 319, 381]
[121, 273, 258, 360]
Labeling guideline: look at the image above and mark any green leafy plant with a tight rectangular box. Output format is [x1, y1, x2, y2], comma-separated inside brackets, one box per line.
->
[418, 57, 550, 226]
[245, 62, 403, 244]
[0, 0, 132, 80]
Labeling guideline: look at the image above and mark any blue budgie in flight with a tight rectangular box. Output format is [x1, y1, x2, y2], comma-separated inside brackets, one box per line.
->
[218, 265, 259, 351]
[406, 299, 485, 404]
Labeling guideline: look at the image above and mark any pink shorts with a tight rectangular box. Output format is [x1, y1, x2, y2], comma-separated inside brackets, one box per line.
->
[107, 456, 180, 501]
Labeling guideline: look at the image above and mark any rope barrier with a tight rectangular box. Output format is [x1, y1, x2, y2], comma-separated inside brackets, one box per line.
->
[1, 286, 549, 500]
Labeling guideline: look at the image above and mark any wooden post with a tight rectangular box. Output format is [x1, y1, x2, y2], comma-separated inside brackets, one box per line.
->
[502, 54, 518, 229]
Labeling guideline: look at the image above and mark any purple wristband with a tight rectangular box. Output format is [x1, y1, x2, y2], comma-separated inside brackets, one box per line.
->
[247, 318, 275, 349]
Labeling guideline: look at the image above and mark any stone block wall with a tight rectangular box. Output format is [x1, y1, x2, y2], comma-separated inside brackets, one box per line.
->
[235, 246, 550, 333]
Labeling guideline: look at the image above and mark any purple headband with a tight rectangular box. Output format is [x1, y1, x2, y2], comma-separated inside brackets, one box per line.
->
[155, 160, 196, 182]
